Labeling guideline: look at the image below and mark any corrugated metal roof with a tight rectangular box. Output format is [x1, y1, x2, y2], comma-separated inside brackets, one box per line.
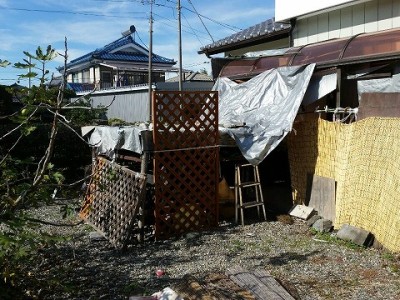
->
[199, 18, 291, 55]
[66, 35, 175, 69]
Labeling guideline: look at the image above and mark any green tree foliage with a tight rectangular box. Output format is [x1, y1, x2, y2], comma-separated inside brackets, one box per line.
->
[0, 44, 104, 294]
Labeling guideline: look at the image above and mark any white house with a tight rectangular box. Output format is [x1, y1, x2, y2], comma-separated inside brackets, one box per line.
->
[276, 0, 400, 46]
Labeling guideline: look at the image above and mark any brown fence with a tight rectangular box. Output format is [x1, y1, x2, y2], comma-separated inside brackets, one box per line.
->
[80, 156, 147, 249]
[152, 91, 219, 239]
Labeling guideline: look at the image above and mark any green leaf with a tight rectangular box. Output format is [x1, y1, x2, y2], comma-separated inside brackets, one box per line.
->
[21, 125, 37, 136]
[52, 172, 65, 184]
[0, 59, 11, 67]
[18, 72, 38, 78]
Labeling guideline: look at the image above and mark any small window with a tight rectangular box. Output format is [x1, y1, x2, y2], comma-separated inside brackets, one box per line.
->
[101, 71, 112, 89]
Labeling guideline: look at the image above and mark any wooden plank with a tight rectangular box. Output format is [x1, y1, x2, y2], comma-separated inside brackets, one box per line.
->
[227, 267, 295, 300]
[308, 175, 336, 221]
[253, 270, 295, 300]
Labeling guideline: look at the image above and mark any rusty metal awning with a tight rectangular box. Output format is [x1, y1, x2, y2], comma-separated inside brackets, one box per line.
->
[218, 28, 400, 80]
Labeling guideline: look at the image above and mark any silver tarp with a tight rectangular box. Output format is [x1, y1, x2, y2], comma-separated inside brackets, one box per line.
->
[215, 64, 316, 165]
[357, 73, 400, 99]
[82, 125, 149, 158]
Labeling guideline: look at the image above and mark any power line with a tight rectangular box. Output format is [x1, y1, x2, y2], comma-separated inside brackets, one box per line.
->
[0, 6, 147, 18]
[164, 0, 243, 32]
[186, 0, 214, 42]
[152, 12, 213, 42]
[182, 13, 203, 46]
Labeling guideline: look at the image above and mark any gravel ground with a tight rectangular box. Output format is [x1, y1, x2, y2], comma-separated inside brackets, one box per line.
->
[9, 199, 400, 300]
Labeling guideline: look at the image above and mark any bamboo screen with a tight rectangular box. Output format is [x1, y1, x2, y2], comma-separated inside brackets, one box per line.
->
[288, 118, 400, 252]
[152, 91, 219, 240]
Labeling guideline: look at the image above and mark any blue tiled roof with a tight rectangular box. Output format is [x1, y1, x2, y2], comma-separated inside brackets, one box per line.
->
[67, 35, 175, 68]
[199, 18, 291, 54]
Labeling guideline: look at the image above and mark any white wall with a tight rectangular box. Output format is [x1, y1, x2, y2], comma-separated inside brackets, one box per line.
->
[276, 0, 371, 22]
[291, 0, 400, 46]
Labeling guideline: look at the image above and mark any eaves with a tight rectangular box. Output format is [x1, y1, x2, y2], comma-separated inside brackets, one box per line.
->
[198, 28, 291, 57]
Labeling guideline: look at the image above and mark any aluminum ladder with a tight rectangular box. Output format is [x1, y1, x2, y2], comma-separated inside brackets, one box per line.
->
[234, 163, 267, 225]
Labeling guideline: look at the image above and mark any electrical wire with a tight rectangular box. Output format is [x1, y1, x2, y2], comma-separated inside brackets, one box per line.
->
[182, 13, 203, 46]
[186, 0, 214, 42]
[164, 0, 242, 32]
[0, 6, 147, 18]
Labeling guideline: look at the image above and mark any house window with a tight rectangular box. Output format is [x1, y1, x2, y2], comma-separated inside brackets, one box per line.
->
[101, 71, 112, 89]
[72, 73, 78, 83]
[83, 69, 90, 83]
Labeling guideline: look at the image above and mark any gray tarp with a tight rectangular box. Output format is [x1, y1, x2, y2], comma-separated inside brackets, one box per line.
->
[215, 64, 316, 165]
[83, 125, 149, 158]
[357, 73, 400, 99]
[302, 71, 337, 106]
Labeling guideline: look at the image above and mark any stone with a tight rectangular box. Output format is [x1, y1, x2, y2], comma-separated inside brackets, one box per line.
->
[289, 204, 315, 220]
[306, 214, 322, 227]
[336, 224, 374, 246]
[89, 231, 106, 242]
[312, 219, 332, 232]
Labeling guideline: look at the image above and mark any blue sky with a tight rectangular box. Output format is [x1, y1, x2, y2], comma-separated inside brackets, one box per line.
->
[0, 0, 275, 86]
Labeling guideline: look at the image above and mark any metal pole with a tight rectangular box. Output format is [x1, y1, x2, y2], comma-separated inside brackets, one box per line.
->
[178, 0, 183, 91]
[148, 1, 153, 122]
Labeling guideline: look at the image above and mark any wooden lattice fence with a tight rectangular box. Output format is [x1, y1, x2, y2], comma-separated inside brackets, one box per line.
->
[152, 91, 219, 239]
[79, 156, 147, 249]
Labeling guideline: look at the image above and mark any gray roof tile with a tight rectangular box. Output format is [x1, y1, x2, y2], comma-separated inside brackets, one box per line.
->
[200, 18, 291, 53]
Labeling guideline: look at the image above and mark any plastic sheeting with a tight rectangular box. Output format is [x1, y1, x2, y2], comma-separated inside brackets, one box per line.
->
[302, 71, 337, 106]
[215, 64, 316, 165]
[83, 125, 150, 158]
[357, 73, 400, 100]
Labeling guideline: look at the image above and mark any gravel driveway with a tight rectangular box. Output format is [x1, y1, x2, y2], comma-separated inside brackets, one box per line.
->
[10, 200, 400, 300]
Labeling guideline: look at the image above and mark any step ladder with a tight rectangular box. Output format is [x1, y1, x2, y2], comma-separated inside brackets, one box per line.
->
[234, 163, 267, 225]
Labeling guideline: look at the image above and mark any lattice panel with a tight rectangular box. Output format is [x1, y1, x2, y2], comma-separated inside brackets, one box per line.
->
[153, 91, 218, 150]
[79, 156, 146, 249]
[153, 91, 219, 239]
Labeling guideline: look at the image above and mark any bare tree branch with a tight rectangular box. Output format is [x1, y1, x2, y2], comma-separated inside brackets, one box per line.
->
[0, 106, 39, 141]
[0, 133, 24, 166]
[58, 118, 91, 145]
[24, 217, 84, 227]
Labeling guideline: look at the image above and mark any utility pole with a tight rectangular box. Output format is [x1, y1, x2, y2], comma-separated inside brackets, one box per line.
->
[148, 0, 153, 122]
[178, 0, 183, 91]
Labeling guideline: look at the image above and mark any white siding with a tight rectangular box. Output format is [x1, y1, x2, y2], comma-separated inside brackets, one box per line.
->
[308, 16, 319, 44]
[352, 3, 366, 34]
[95, 67, 100, 83]
[328, 10, 342, 39]
[89, 68, 95, 83]
[89, 91, 150, 123]
[378, 0, 393, 30]
[365, 0, 379, 31]
[293, 0, 400, 46]
[318, 13, 330, 41]
[394, 1, 400, 27]
[276, 0, 365, 22]
[340, 6, 353, 37]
